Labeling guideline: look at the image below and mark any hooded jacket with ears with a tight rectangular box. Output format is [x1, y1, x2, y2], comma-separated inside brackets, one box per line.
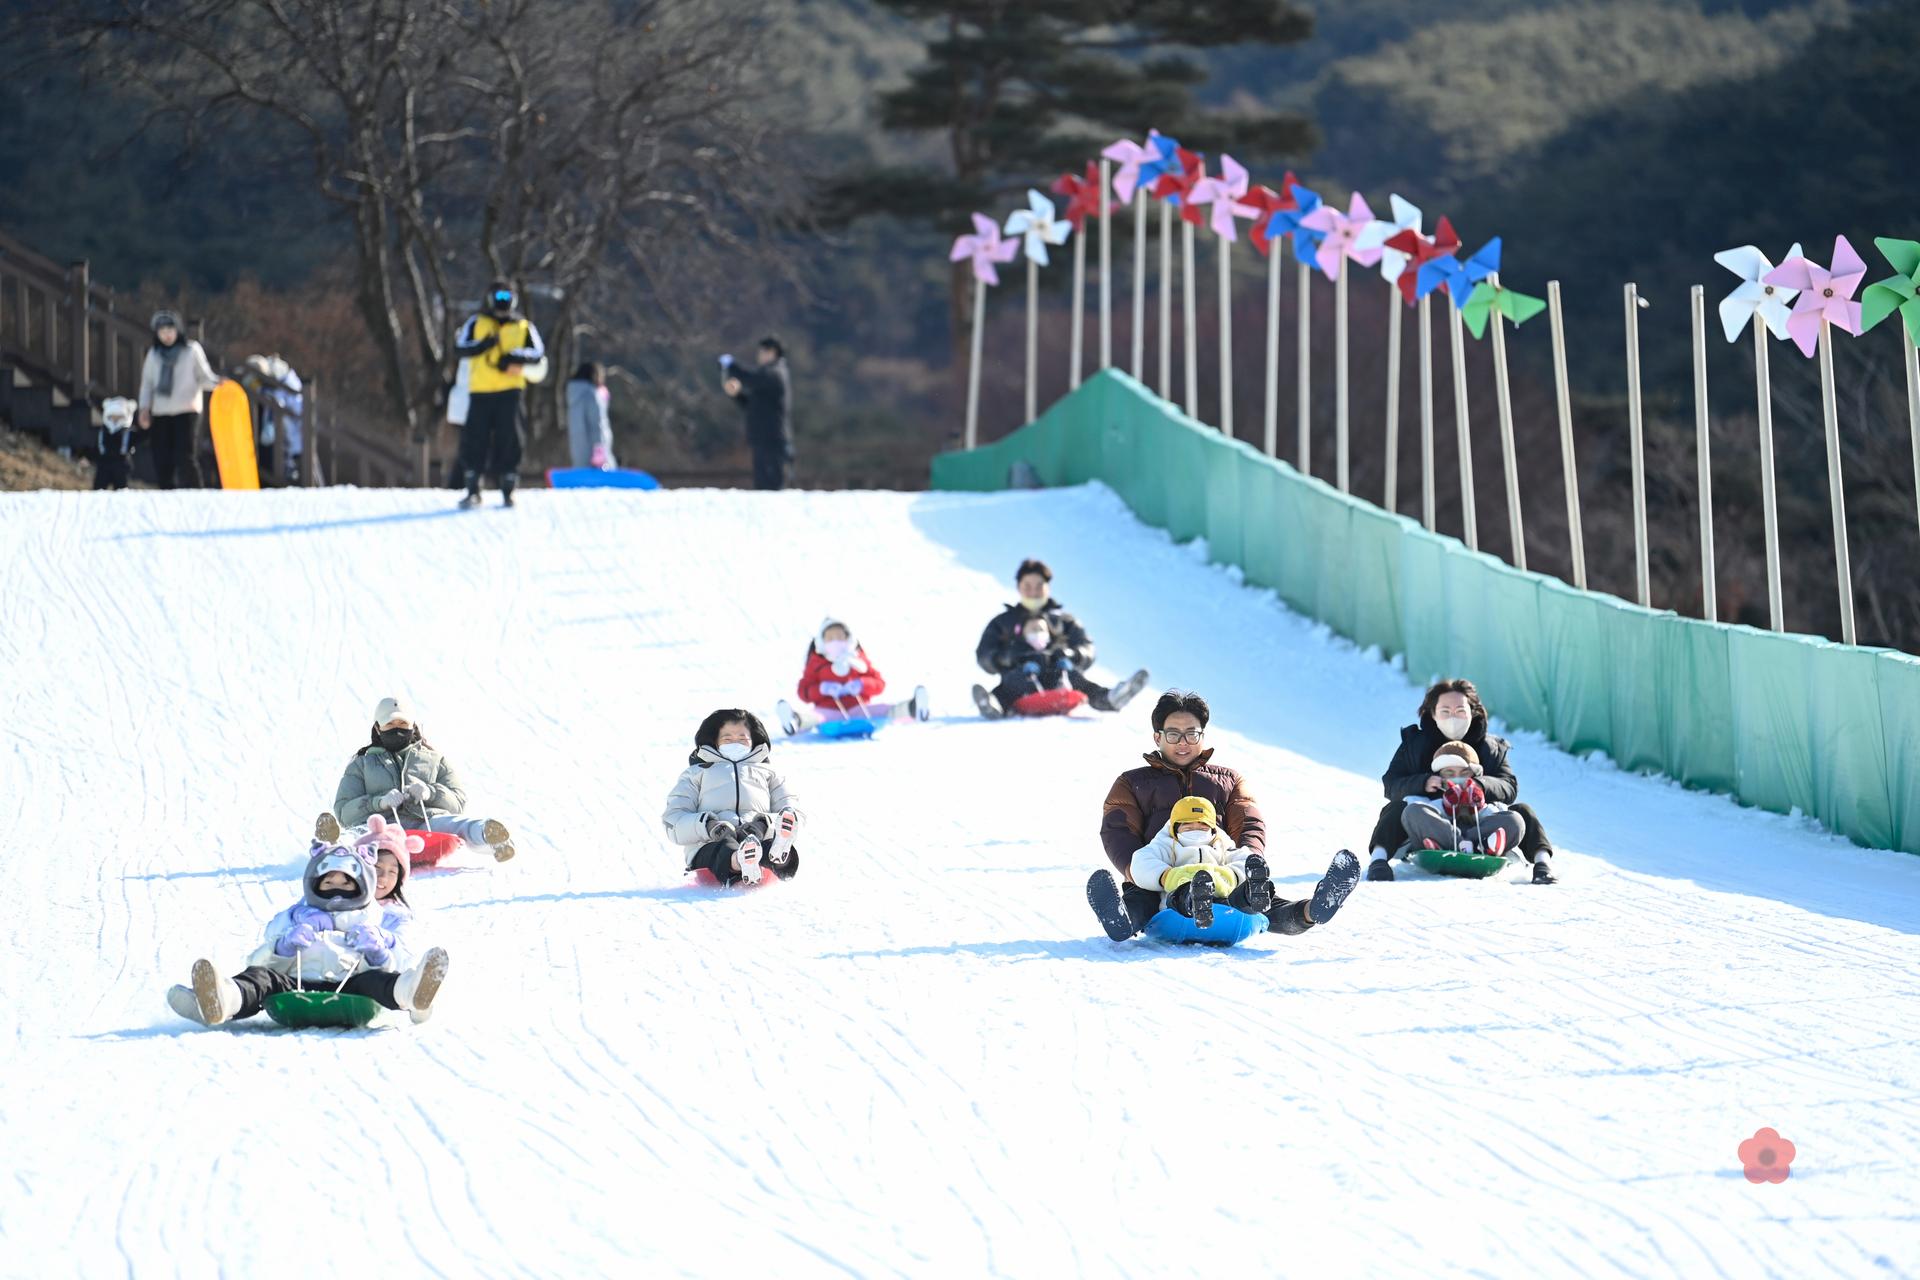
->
[1381, 710, 1516, 804]
[796, 619, 887, 708]
[1099, 750, 1266, 880]
[334, 733, 469, 828]
[974, 598, 1095, 675]
[247, 843, 394, 981]
[1129, 824, 1249, 898]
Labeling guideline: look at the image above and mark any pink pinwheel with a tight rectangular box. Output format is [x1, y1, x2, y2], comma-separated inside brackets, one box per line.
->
[1187, 155, 1258, 241]
[1299, 192, 1382, 281]
[949, 213, 1019, 286]
[1764, 235, 1867, 357]
[1102, 130, 1176, 205]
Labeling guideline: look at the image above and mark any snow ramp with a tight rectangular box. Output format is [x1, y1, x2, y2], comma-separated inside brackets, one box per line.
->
[2, 484, 1917, 1277]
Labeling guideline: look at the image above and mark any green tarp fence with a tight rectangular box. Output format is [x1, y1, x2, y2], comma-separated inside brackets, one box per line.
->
[932, 369, 1920, 857]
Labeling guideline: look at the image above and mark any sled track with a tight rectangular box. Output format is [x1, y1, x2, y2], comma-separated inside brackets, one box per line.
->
[2, 485, 1917, 1277]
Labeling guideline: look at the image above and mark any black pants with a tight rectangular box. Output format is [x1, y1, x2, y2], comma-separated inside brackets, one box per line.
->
[1125, 875, 1314, 936]
[689, 818, 801, 885]
[229, 964, 401, 1020]
[147, 412, 204, 489]
[459, 390, 525, 491]
[94, 433, 134, 490]
[750, 442, 791, 491]
[1368, 797, 1555, 861]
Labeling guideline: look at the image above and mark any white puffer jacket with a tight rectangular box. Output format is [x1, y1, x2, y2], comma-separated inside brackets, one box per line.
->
[247, 902, 392, 984]
[661, 744, 801, 864]
[1129, 827, 1250, 895]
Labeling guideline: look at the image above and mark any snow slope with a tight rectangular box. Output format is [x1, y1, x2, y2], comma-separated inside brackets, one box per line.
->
[2, 483, 1917, 1279]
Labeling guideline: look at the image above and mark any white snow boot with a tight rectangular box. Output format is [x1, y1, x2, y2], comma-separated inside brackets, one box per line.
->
[736, 836, 763, 886]
[768, 812, 797, 866]
[314, 812, 341, 844]
[911, 685, 930, 721]
[482, 818, 515, 863]
[189, 958, 242, 1026]
[971, 684, 1005, 720]
[396, 947, 450, 1024]
[776, 698, 802, 736]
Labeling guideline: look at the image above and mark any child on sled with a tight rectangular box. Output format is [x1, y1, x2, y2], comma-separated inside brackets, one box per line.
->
[1398, 741, 1526, 858]
[775, 617, 928, 735]
[663, 709, 805, 886]
[974, 613, 1078, 717]
[165, 836, 449, 1028]
[1123, 796, 1362, 937]
[326, 696, 516, 862]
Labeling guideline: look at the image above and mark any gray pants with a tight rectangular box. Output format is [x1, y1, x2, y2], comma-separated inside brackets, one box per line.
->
[350, 814, 496, 847]
[1401, 802, 1525, 856]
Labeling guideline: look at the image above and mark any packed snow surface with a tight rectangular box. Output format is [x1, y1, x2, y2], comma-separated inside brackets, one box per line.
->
[3, 484, 1918, 1278]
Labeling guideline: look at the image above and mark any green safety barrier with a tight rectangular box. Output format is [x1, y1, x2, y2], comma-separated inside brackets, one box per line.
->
[932, 369, 1920, 857]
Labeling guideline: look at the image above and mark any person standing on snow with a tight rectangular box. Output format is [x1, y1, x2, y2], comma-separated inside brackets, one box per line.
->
[240, 354, 304, 482]
[566, 361, 616, 470]
[135, 309, 223, 488]
[970, 558, 1147, 718]
[1362, 677, 1559, 884]
[721, 336, 794, 490]
[452, 281, 545, 508]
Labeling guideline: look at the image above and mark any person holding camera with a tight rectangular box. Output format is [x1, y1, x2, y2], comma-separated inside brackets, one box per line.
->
[452, 281, 545, 508]
[721, 337, 793, 491]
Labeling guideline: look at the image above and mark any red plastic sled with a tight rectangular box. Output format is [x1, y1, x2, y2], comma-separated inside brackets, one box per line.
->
[1012, 688, 1088, 717]
[406, 830, 461, 869]
[688, 868, 786, 890]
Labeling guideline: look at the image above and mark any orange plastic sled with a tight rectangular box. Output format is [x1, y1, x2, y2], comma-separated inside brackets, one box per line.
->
[208, 381, 260, 490]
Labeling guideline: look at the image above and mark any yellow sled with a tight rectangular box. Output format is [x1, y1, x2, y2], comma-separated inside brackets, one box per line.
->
[208, 380, 260, 490]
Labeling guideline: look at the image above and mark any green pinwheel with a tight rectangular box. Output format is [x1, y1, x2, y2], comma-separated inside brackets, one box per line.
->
[1461, 278, 1546, 339]
[1860, 237, 1920, 345]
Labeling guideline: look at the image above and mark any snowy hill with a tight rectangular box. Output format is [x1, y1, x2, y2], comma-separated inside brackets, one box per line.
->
[3, 484, 1917, 1277]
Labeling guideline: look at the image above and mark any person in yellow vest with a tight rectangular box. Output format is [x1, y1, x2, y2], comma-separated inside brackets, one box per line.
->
[452, 281, 545, 508]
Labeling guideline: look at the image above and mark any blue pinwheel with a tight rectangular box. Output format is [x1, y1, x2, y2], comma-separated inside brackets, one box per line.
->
[1264, 182, 1325, 268]
[1420, 236, 1502, 308]
[1136, 131, 1182, 193]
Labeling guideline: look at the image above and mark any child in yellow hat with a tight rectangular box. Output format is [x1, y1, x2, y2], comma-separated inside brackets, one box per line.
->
[1128, 795, 1268, 928]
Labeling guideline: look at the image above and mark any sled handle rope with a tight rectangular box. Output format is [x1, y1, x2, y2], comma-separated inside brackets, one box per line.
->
[292, 933, 361, 994]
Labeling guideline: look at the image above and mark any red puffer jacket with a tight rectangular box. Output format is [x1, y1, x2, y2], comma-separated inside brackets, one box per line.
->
[796, 645, 888, 709]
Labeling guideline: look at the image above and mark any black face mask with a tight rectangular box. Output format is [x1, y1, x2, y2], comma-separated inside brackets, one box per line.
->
[314, 884, 359, 900]
[376, 727, 417, 754]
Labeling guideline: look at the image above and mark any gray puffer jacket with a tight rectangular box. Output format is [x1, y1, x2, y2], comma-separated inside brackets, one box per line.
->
[334, 741, 468, 828]
[661, 744, 801, 864]
[566, 378, 614, 469]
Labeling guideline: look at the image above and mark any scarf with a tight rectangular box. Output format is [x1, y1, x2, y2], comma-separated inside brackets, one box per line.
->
[153, 340, 185, 398]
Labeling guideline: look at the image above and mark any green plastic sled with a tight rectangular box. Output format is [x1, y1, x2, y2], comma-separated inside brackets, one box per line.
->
[1412, 847, 1509, 879]
[264, 990, 383, 1029]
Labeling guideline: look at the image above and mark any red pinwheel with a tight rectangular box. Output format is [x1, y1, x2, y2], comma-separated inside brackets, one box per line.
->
[1384, 216, 1462, 306]
[1051, 162, 1103, 232]
[1152, 148, 1208, 228]
[1244, 174, 1299, 258]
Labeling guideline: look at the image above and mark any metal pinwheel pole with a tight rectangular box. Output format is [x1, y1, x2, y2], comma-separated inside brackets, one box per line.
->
[1182, 219, 1199, 419]
[1159, 200, 1174, 399]
[1623, 283, 1651, 607]
[1487, 273, 1525, 571]
[1296, 259, 1312, 473]
[1098, 159, 1112, 372]
[1815, 315, 1856, 645]
[965, 276, 986, 450]
[1547, 282, 1588, 589]
[1069, 216, 1086, 390]
[1264, 242, 1282, 458]
[1419, 293, 1436, 531]
[1334, 264, 1350, 492]
[1383, 287, 1402, 511]
[1218, 234, 1234, 438]
[1131, 190, 1146, 378]
[1752, 320, 1784, 630]
[1447, 300, 1477, 551]
[1690, 285, 1717, 621]
[1025, 255, 1039, 423]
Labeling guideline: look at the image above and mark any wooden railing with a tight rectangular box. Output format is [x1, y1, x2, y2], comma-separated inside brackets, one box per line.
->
[0, 227, 152, 408]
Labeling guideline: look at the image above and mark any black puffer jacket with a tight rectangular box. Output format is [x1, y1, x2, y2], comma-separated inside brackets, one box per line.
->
[1381, 710, 1517, 804]
[974, 598, 1095, 675]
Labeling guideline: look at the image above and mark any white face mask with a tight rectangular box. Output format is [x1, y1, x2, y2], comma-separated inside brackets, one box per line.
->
[1176, 829, 1213, 848]
[822, 638, 851, 661]
[1024, 629, 1050, 650]
[1436, 713, 1472, 739]
[716, 741, 752, 762]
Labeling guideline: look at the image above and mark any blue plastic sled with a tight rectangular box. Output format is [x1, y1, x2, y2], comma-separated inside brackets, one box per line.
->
[816, 718, 881, 741]
[1144, 906, 1268, 946]
[546, 467, 660, 490]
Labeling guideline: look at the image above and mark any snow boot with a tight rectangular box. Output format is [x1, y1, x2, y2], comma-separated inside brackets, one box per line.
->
[190, 958, 242, 1026]
[768, 813, 796, 866]
[314, 812, 341, 844]
[1366, 848, 1395, 882]
[971, 684, 1005, 720]
[459, 488, 483, 509]
[396, 947, 450, 1025]
[1086, 870, 1137, 941]
[500, 474, 517, 508]
[1308, 850, 1362, 925]
[736, 836, 763, 886]
[1237, 854, 1274, 913]
[1103, 668, 1149, 713]
[910, 685, 930, 721]
[1531, 854, 1558, 885]
[775, 698, 802, 737]
[482, 818, 515, 863]
[1187, 869, 1217, 928]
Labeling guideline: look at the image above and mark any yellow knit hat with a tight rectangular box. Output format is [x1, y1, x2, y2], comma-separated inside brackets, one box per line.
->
[1168, 795, 1218, 833]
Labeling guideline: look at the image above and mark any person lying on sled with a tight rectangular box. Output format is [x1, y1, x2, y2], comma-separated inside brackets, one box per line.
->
[165, 839, 449, 1027]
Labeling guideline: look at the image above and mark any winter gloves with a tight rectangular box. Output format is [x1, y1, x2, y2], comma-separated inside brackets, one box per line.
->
[345, 924, 396, 966]
[378, 788, 405, 809]
[276, 923, 319, 957]
[817, 678, 866, 699]
[405, 779, 432, 802]
[1441, 779, 1486, 819]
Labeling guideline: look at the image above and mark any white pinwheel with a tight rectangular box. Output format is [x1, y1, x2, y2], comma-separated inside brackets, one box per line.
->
[1004, 189, 1071, 266]
[1355, 194, 1423, 287]
[1714, 243, 1803, 343]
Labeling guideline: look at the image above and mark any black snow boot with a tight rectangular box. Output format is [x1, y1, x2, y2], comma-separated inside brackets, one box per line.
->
[1187, 870, 1216, 927]
[459, 486, 483, 509]
[1531, 855, 1558, 885]
[1366, 854, 1395, 882]
[1309, 850, 1362, 924]
[1228, 854, 1274, 914]
[971, 684, 1005, 720]
[501, 473, 518, 507]
[1086, 870, 1138, 941]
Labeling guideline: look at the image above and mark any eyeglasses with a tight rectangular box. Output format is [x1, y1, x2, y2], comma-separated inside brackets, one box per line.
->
[1158, 728, 1205, 744]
